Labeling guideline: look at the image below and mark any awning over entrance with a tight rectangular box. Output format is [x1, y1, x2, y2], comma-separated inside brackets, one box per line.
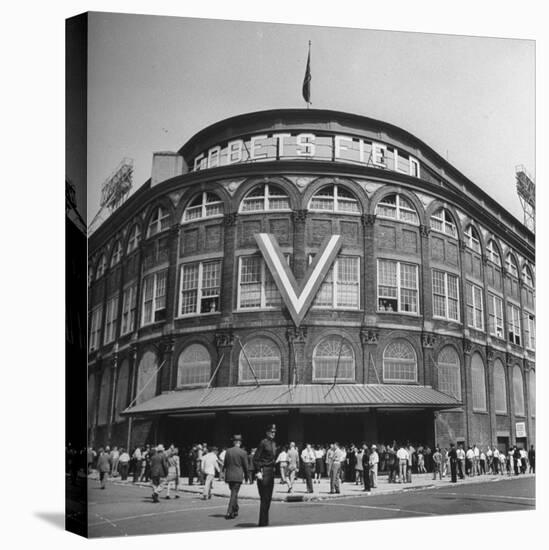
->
[122, 384, 460, 417]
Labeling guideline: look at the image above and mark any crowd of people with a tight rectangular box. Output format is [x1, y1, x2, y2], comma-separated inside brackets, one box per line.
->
[82, 440, 535, 490]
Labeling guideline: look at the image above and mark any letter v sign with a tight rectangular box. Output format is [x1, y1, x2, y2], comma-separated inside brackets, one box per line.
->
[255, 233, 342, 326]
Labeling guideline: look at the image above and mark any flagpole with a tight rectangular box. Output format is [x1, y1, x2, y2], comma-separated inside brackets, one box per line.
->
[307, 41, 311, 110]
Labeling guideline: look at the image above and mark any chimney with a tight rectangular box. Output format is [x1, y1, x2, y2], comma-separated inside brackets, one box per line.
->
[151, 152, 187, 187]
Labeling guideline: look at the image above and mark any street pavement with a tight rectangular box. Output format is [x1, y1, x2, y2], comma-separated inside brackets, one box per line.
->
[85, 473, 535, 538]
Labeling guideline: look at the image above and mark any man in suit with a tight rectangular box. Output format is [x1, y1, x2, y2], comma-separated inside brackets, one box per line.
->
[223, 434, 249, 519]
[150, 445, 169, 503]
[253, 424, 277, 527]
[448, 442, 458, 483]
[96, 448, 111, 490]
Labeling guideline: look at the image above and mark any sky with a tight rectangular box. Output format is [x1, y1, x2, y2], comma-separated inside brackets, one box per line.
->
[84, 12, 535, 226]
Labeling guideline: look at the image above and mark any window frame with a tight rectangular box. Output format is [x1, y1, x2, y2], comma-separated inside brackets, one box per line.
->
[238, 337, 282, 384]
[507, 302, 521, 346]
[524, 313, 535, 350]
[177, 344, 212, 387]
[471, 354, 487, 412]
[466, 281, 484, 331]
[382, 340, 418, 383]
[182, 191, 224, 223]
[89, 305, 103, 352]
[308, 184, 360, 215]
[141, 269, 168, 326]
[464, 225, 481, 253]
[237, 255, 285, 311]
[375, 194, 419, 225]
[103, 294, 119, 344]
[147, 206, 170, 238]
[493, 359, 507, 414]
[436, 346, 462, 401]
[430, 208, 457, 238]
[120, 284, 138, 335]
[127, 224, 141, 253]
[486, 240, 502, 267]
[432, 270, 460, 322]
[178, 259, 222, 317]
[311, 255, 361, 310]
[312, 336, 356, 382]
[487, 293, 504, 339]
[96, 254, 107, 279]
[239, 183, 290, 213]
[376, 259, 419, 315]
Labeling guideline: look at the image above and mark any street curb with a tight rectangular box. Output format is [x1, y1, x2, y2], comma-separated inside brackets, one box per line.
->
[94, 473, 535, 502]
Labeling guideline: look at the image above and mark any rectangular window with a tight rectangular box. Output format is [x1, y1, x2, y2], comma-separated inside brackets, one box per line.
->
[524, 313, 535, 350]
[466, 282, 484, 330]
[238, 256, 282, 309]
[104, 295, 119, 344]
[507, 303, 521, 346]
[377, 259, 418, 314]
[432, 270, 460, 321]
[313, 256, 360, 309]
[121, 284, 137, 335]
[89, 306, 103, 352]
[487, 293, 504, 339]
[141, 269, 167, 325]
[179, 260, 221, 315]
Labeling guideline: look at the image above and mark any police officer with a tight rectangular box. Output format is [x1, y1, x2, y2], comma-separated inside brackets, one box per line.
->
[253, 423, 277, 527]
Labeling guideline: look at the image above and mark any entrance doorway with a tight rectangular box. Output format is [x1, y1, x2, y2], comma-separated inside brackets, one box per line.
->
[377, 410, 435, 447]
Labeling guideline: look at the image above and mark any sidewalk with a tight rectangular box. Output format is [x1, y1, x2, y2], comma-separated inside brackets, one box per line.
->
[92, 471, 535, 502]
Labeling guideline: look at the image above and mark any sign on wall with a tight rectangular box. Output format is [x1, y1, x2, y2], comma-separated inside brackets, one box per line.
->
[515, 421, 526, 438]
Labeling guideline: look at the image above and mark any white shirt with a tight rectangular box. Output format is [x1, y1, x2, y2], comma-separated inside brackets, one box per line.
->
[473, 447, 480, 458]
[396, 448, 409, 461]
[301, 447, 315, 464]
[201, 452, 220, 475]
[276, 451, 288, 463]
[466, 449, 474, 460]
[369, 451, 379, 466]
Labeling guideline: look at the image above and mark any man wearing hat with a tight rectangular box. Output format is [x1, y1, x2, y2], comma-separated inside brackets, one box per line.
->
[223, 434, 249, 519]
[369, 444, 379, 488]
[253, 424, 278, 527]
[150, 445, 169, 503]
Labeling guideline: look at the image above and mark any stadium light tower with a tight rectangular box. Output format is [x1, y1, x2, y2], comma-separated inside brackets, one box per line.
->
[515, 165, 535, 233]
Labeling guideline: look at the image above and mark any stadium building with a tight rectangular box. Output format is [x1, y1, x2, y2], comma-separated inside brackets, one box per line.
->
[87, 109, 535, 452]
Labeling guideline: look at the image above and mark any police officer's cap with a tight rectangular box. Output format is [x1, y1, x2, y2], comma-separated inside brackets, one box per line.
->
[232, 434, 242, 441]
[266, 423, 277, 432]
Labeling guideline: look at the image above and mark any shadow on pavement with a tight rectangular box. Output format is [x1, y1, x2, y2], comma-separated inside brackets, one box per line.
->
[234, 523, 257, 528]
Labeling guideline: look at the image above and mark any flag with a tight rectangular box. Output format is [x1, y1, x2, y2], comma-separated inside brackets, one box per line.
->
[302, 45, 311, 104]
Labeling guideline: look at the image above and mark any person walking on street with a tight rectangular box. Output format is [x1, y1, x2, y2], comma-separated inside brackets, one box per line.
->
[396, 444, 408, 483]
[132, 447, 142, 483]
[448, 443, 458, 483]
[354, 446, 364, 485]
[362, 444, 371, 492]
[150, 446, 168, 503]
[97, 448, 111, 490]
[369, 444, 379, 488]
[286, 442, 299, 493]
[254, 424, 278, 527]
[118, 448, 130, 481]
[165, 449, 180, 499]
[457, 444, 465, 479]
[301, 443, 315, 493]
[276, 447, 289, 486]
[330, 442, 344, 494]
[223, 434, 249, 520]
[201, 446, 220, 499]
[528, 445, 535, 473]
[432, 447, 442, 480]
[314, 445, 324, 484]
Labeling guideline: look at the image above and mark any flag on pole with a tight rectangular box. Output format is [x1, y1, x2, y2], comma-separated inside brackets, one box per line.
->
[302, 42, 311, 105]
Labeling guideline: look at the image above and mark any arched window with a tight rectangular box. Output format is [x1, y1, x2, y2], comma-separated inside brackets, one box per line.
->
[309, 184, 360, 214]
[529, 369, 535, 417]
[239, 337, 281, 383]
[110, 241, 123, 266]
[147, 206, 170, 237]
[115, 359, 130, 421]
[383, 340, 417, 382]
[493, 359, 507, 414]
[464, 225, 481, 253]
[97, 370, 111, 425]
[240, 183, 290, 212]
[127, 224, 141, 253]
[437, 346, 461, 400]
[505, 253, 518, 278]
[177, 344, 211, 386]
[96, 254, 107, 278]
[522, 265, 534, 288]
[135, 351, 158, 405]
[486, 240, 502, 266]
[88, 265, 94, 287]
[471, 353, 487, 411]
[312, 336, 355, 381]
[183, 192, 223, 222]
[430, 207, 457, 238]
[88, 375, 96, 426]
[376, 194, 419, 225]
[513, 366, 525, 417]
